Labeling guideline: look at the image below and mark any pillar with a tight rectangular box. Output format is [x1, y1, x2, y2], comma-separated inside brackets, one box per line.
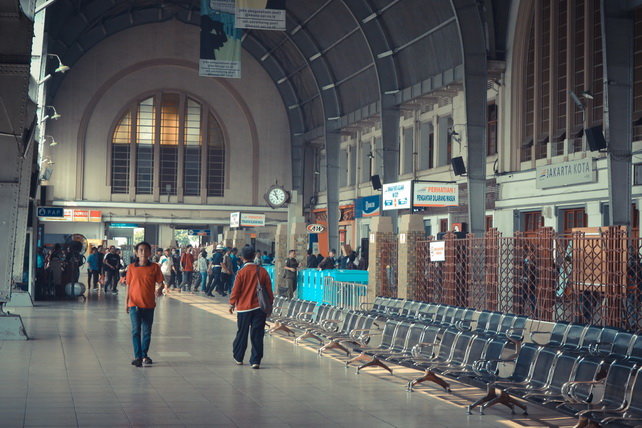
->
[273, 223, 289, 290]
[231, 230, 248, 249]
[367, 216, 394, 303]
[397, 214, 425, 300]
[289, 223, 308, 268]
[222, 229, 233, 248]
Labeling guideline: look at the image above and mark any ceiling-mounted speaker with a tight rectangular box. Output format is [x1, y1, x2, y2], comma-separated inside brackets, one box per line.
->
[451, 156, 467, 176]
[370, 174, 382, 190]
[585, 125, 607, 152]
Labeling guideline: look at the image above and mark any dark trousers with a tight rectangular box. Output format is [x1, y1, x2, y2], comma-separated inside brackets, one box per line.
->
[87, 270, 99, 289]
[207, 268, 221, 295]
[129, 307, 154, 359]
[233, 309, 267, 365]
[104, 269, 118, 292]
[221, 273, 232, 294]
[181, 271, 194, 291]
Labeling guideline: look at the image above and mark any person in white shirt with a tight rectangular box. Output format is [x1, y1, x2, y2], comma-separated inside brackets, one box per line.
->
[197, 250, 209, 292]
[158, 248, 173, 289]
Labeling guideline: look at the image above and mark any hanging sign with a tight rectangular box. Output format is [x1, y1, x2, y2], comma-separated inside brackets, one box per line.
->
[230, 212, 266, 227]
[413, 182, 459, 208]
[382, 180, 412, 211]
[536, 158, 596, 189]
[429, 241, 446, 262]
[306, 224, 326, 234]
[355, 195, 381, 218]
[200, 0, 242, 79]
[235, 0, 286, 30]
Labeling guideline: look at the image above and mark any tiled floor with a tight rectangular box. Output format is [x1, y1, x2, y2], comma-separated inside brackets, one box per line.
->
[1, 288, 574, 427]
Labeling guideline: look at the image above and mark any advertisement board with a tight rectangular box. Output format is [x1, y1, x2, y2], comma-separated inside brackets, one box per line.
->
[429, 241, 446, 262]
[230, 212, 266, 228]
[413, 182, 459, 208]
[382, 180, 412, 211]
[354, 195, 381, 218]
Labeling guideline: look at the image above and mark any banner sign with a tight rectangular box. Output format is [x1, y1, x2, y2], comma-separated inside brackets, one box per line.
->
[37, 207, 63, 218]
[188, 229, 211, 236]
[200, 0, 242, 79]
[536, 158, 596, 189]
[354, 195, 381, 218]
[235, 0, 286, 30]
[382, 180, 412, 211]
[413, 182, 459, 208]
[429, 241, 446, 262]
[230, 212, 266, 227]
[39, 209, 101, 222]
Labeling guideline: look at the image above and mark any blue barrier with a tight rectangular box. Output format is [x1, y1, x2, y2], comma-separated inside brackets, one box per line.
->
[262, 265, 368, 304]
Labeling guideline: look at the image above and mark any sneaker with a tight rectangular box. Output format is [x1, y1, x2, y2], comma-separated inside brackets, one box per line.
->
[131, 358, 142, 367]
[234, 360, 243, 365]
[142, 357, 153, 365]
[251, 364, 260, 369]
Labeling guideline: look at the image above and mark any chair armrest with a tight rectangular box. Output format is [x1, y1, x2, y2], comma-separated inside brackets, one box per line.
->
[296, 311, 314, 321]
[577, 404, 628, 417]
[601, 416, 642, 424]
[410, 342, 439, 359]
[455, 320, 472, 331]
[529, 330, 551, 346]
[321, 319, 341, 331]
[360, 302, 372, 311]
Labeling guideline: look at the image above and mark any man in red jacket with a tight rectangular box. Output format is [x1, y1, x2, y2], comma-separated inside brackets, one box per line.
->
[229, 246, 274, 369]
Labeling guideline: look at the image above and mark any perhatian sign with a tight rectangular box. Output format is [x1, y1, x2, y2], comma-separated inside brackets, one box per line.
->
[536, 158, 596, 189]
[413, 182, 459, 208]
[230, 212, 266, 228]
[382, 180, 412, 211]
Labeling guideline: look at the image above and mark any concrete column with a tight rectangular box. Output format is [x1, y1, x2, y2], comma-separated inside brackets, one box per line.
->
[289, 223, 308, 269]
[222, 230, 233, 248]
[586, 201, 602, 228]
[273, 223, 289, 290]
[366, 216, 394, 303]
[397, 214, 425, 300]
[231, 230, 248, 249]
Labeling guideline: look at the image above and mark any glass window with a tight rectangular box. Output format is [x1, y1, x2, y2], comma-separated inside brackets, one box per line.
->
[159, 94, 179, 196]
[207, 113, 225, 197]
[136, 97, 155, 195]
[184, 99, 202, 196]
[401, 127, 414, 174]
[111, 111, 131, 194]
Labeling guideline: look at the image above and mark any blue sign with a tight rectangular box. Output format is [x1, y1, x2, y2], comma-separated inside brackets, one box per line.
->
[188, 229, 211, 236]
[355, 195, 381, 218]
[37, 207, 64, 217]
[110, 223, 139, 228]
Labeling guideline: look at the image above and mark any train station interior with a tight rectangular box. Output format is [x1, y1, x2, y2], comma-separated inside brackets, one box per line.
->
[2, 0, 642, 427]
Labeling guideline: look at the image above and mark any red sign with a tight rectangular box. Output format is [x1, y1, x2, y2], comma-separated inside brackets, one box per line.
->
[306, 224, 326, 234]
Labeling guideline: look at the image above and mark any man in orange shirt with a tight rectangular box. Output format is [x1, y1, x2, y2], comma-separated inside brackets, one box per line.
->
[180, 245, 195, 292]
[229, 246, 274, 369]
[126, 241, 165, 367]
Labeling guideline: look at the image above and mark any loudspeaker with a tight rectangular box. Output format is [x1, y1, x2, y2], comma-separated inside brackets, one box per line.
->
[370, 174, 382, 190]
[585, 125, 607, 151]
[451, 156, 467, 176]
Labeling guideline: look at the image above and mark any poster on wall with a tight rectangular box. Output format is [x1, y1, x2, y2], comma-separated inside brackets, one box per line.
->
[429, 241, 446, 262]
[382, 180, 412, 211]
[354, 195, 381, 218]
[200, 0, 242, 79]
[235, 0, 286, 30]
[413, 182, 459, 208]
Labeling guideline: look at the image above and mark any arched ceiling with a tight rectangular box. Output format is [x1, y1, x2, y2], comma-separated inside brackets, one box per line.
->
[44, 0, 510, 139]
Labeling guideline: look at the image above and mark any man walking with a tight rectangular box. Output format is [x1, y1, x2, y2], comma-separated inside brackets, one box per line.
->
[87, 247, 100, 290]
[103, 246, 121, 293]
[126, 241, 165, 367]
[180, 245, 195, 292]
[282, 249, 299, 298]
[229, 246, 273, 369]
[207, 244, 224, 296]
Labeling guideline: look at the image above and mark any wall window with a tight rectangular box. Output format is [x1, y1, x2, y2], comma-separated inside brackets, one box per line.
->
[339, 148, 348, 187]
[360, 140, 372, 183]
[110, 92, 225, 197]
[487, 103, 498, 156]
[419, 122, 434, 170]
[519, 0, 605, 163]
[401, 127, 414, 174]
[348, 145, 357, 186]
[560, 207, 587, 234]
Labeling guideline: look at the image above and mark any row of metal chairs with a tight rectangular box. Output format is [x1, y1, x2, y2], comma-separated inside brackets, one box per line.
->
[267, 296, 642, 425]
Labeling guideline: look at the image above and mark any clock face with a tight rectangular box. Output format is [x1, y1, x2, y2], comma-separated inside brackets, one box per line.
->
[268, 188, 287, 206]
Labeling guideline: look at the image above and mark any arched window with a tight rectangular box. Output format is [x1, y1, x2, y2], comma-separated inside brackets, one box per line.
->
[110, 93, 225, 197]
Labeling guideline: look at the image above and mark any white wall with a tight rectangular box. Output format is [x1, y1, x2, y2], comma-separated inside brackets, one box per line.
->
[47, 20, 290, 208]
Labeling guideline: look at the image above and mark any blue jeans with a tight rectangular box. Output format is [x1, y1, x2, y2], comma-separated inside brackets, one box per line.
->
[129, 307, 154, 360]
[199, 272, 208, 291]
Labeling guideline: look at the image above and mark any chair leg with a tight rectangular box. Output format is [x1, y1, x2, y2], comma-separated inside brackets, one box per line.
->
[346, 352, 370, 366]
[467, 383, 497, 414]
[268, 322, 295, 337]
[480, 390, 528, 416]
[407, 369, 451, 393]
[319, 340, 351, 357]
[357, 357, 393, 375]
[295, 330, 323, 344]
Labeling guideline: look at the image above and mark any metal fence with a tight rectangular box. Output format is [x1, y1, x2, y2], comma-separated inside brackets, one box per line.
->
[379, 239, 398, 298]
[323, 278, 368, 310]
[413, 227, 642, 332]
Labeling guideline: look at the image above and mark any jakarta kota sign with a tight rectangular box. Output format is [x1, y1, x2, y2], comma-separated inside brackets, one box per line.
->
[306, 224, 326, 234]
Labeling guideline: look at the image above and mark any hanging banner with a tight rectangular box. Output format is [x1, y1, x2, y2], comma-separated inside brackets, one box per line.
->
[200, 0, 242, 79]
[382, 180, 412, 211]
[413, 182, 459, 208]
[354, 195, 381, 218]
[235, 0, 286, 30]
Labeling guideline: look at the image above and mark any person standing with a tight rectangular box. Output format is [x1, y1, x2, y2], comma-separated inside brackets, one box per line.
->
[197, 250, 209, 292]
[207, 244, 224, 296]
[87, 247, 101, 290]
[221, 248, 234, 295]
[282, 249, 299, 298]
[306, 249, 318, 268]
[159, 248, 173, 292]
[171, 248, 182, 290]
[229, 246, 274, 369]
[180, 245, 195, 292]
[152, 247, 163, 263]
[96, 245, 106, 287]
[103, 246, 121, 294]
[125, 241, 165, 367]
[318, 249, 336, 270]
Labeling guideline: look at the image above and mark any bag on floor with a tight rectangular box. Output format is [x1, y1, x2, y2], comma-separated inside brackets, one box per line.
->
[256, 266, 272, 316]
